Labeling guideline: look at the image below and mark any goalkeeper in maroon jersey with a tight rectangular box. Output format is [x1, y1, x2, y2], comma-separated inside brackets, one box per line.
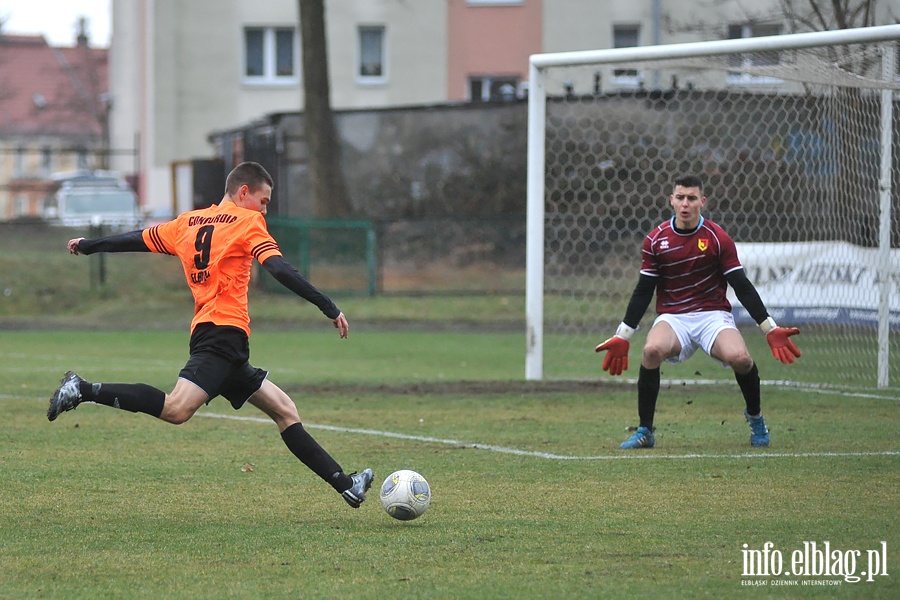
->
[595, 174, 801, 448]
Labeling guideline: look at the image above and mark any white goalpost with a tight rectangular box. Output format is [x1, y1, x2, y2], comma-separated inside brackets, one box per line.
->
[526, 25, 900, 388]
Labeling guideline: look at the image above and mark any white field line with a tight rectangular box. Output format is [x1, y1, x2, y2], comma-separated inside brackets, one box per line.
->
[648, 378, 900, 402]
[548, 377, 900, 401]
[195, 412, 899, 462]
[8, 380, 898, 402]
[9, 379, 898, 459]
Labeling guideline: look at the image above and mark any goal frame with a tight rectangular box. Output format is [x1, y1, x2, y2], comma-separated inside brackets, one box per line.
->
[525, 24, 900, 385]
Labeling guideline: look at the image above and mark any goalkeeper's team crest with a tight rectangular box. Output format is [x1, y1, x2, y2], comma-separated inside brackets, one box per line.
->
[698, 238, 709, 251]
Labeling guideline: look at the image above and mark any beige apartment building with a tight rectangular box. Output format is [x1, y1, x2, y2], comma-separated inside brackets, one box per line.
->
[104, 0, 899, 214]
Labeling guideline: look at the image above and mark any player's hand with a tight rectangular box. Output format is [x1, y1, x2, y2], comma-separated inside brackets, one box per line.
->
[766, 327, 801, 364]
[595, 336, 630, 376]
[333, 312, 349, 339]
[67, 238, 85, 255]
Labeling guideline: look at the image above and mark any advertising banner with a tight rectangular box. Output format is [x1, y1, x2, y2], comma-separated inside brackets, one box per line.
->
[729, 242, 900, 328]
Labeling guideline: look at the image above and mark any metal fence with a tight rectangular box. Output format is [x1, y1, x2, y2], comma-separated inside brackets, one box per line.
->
[264, 215, 526, 296]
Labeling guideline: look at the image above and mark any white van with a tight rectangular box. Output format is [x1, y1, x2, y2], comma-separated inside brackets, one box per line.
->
[44, 170, 141, 229]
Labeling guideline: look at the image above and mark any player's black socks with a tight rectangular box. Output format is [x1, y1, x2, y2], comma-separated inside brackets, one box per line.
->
[735, 363, 761, 416]
[281, 423, 352, 492]
[79, 381, 165, 417]
[637, 365, 660, 429]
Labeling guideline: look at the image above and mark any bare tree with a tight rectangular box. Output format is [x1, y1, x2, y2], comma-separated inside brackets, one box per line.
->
[298, 0, 352, 217]
[778, 0, 877, 31]
[778, 1, 895, 245]
[778, 1, 887, 81]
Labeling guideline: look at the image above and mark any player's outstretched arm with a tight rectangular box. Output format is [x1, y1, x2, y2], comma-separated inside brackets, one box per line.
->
[261, 255, 346, 336]
[68, 230, 150, 255]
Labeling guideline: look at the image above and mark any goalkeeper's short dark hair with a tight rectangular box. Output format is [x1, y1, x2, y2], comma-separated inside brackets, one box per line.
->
[674, 174, 703, 191]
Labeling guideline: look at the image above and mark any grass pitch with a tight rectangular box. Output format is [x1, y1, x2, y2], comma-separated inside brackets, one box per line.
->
[2, 222, 898, 597]
[1, 330, 897, 599]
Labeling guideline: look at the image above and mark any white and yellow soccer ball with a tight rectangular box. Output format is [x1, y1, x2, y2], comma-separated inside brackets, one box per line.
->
[379, 469, 431, 521]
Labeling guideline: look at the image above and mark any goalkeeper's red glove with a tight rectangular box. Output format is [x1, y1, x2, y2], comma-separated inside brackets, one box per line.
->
[760, 318, 801, 364]
[595, 323, 634, 376]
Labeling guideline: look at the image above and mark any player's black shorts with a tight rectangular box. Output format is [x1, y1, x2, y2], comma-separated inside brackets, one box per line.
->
[178, 322, 268, 410]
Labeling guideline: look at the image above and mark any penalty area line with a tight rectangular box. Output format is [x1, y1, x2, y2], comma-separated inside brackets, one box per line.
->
[196, 412, 899, 462]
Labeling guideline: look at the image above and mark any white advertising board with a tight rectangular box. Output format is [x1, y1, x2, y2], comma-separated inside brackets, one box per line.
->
[729, 242, 900, 327]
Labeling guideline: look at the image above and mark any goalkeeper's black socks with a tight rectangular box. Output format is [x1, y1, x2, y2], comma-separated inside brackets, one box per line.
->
[281, 422, 352, 492]
[637, 365, 661, 429]
[735, 363, 761, 416]
[79, 381, 165, 417]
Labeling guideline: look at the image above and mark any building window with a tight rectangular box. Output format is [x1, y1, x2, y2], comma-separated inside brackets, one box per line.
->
[245, 29, 264, 76]
[13, 193, 28, 217]
[467, 1, 524, 5]
[274, 29, 294, 76]
[244, 27, 298, 84]
[41, 146, 53, 176]
[468, 75, 520, 102]
[13, 146, 25, 176]
[727, 23, 782, 84]
[76, 148, 89, 169]
[613, 25, 641, 81]
[358, 26, 385, 79]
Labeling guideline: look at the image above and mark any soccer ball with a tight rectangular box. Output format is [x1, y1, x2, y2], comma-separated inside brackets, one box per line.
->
[379, 469, 431, 521]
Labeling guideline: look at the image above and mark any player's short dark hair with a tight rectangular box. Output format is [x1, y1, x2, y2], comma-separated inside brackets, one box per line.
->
[225, 161, 274, 196]
[674, 174, 703, 191]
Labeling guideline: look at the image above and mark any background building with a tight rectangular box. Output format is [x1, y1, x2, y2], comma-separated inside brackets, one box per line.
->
[3, 1, 896, 219]
[0, 21, 109, 220]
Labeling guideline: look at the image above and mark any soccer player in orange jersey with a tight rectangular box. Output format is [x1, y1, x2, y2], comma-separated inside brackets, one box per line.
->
[48, 161, 373, 508]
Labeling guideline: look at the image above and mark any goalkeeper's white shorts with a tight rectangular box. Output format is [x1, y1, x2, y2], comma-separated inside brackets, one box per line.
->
[653, 310, 737, 366]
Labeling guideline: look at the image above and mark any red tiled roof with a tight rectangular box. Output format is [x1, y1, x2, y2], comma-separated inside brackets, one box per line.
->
[0, 34, 108, 139]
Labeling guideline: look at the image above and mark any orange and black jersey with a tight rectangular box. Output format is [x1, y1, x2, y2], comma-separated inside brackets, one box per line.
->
[77, 200, 339, 336]
[142, 200, 281, 334]
[143, 200, 339, 335]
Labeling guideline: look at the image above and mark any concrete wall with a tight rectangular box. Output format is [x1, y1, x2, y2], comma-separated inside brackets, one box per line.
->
[211, 101, 528, 219]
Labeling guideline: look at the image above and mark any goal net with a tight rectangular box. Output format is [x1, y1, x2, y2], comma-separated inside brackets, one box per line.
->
[526, 25, 900, 389]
